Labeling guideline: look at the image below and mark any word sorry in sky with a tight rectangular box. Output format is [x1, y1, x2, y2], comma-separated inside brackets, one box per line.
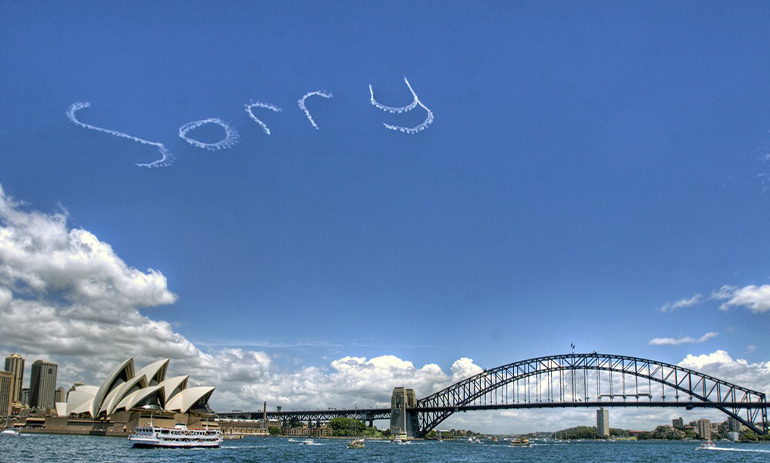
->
[66, 77, 433, 168]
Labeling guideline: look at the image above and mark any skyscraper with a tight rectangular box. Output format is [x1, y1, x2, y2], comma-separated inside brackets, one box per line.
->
[4, 354, 24, 408]
[596, 407, 610, 437]
[0, 370, 12, 416]
[29, 360, 58, 410]
[696, 419, 711, 440]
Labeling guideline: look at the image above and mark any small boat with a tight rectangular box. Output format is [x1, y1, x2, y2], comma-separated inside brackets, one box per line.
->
[128, 422, 222, 448]
[348, 438, 365, 449]
[510, 436, 530, 447]
[1, 418, 19, 436]
[300, 438, 314, 445]
[393, 433, 410, 444]
[698, 440, 716, 450]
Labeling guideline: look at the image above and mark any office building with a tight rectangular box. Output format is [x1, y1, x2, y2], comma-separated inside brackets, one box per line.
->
[727, 417, 742, 432]
[0, 370, 12, 416]
[55, 387, 66, 404]
[4, 354, 24, 408]
[672, 417, 684, 429]
[696, 419, 711, 440]
[30, 360, 58, 410]
[596, 407, 610, 437]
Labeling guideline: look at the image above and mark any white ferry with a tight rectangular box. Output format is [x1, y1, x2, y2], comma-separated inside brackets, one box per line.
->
[129, 422, 222, 448]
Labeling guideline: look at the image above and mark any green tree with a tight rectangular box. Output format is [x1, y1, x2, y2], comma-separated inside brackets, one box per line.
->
[268, 426, 281, 436]
[328, 417, 367, 437]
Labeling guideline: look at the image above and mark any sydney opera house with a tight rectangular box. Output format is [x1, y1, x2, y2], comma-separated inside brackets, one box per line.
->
[55, 358, 214, 418]
[20, 358, 216, 435]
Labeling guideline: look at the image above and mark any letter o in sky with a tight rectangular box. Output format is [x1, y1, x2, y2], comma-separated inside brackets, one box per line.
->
[178, 118, 240, 151]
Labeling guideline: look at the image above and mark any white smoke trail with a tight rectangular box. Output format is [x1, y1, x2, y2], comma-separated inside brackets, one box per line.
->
[369, 77, 434, 134]
[178, 118, 240, 151]
[297, 91, 333, 130]
[244, 101, 282, 135]
[66, 102, 175, 168]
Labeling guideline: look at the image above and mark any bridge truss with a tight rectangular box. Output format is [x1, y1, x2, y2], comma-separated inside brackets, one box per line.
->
[416, 353, 768, 437]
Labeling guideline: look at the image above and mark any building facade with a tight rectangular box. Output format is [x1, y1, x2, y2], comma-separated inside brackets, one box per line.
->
[0, 370, 12, 416]
[727, 417, 742, 432]
[4, 354, 24, 409]
[672, 417, 684, 429]
[596, 407, 610, 437]
[696, 419, 711, 440]
[30, 360, 58, 410]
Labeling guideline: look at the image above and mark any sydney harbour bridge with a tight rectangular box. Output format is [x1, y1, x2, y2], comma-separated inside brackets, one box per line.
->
[217, 353, 768, 437]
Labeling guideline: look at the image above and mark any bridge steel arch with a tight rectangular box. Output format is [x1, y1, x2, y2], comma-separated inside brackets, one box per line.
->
[415, 353, 768, 437]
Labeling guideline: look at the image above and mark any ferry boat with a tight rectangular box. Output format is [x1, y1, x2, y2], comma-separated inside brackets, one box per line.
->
[128, 423, 222, 448]
[510, 436, 530, 447]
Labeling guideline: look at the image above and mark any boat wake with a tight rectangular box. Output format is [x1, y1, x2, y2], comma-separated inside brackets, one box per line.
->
[705, 447, 770, 453]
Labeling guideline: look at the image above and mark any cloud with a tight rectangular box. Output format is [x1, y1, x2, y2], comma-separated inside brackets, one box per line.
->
[3, 183, 768, 434]
[648, 332, 718, 346]
[0, 183, 476, 412]
[658, 294, 702, 312]
[679, 350, 770, 393]
[712, 284, 770, 313]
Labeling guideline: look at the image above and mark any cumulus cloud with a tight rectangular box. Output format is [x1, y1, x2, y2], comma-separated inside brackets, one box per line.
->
[679, 350, 770, 393]
[0, 184, 482, 413]
[712, 284, 770, 313]
[648, 332, 718, 346]
[658, 294, 702, 313]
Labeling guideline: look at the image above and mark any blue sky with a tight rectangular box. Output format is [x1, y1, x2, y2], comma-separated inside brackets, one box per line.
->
[1, 1, 769, 432]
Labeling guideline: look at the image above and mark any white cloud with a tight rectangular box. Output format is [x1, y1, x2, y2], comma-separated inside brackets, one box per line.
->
[712, 284, 770, 313]
[648, 332, 718, 346]
[679, 350, 770, 394]
[2, 184, 768, 434]
[0, 183, 474, 413]
[658, 294, 702, 312]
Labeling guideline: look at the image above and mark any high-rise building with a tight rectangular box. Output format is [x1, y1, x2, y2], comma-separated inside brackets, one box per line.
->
[29, 360, 58, 410]
[0, 370, 12, 416]
[4, 354, 24, 407]
[20, 388, 29, 407]
[596, 407, 610, 437]
[55, 387, 66, 404]
[672, 417, 684, 429]
[727, 417, 742, 432]
[696, 419, 711, 440]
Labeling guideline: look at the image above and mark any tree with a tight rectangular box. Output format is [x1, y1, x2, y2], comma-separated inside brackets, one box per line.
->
[268, 426, 282, 436]
[328, 417, 367, 437]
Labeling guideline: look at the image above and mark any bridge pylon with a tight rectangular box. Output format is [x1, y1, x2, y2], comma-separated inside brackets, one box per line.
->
[390, 387, 418, 438]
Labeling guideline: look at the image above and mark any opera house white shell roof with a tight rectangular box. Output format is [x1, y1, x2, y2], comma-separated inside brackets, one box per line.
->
[54, 358, 215, 418]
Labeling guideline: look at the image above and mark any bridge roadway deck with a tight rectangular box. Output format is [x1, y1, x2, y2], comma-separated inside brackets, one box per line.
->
[217, 407, 391, 422]
[218, 401, 765, 422]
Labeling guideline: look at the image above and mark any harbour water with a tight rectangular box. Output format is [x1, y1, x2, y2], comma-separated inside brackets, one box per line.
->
[2, 435, 770, 463]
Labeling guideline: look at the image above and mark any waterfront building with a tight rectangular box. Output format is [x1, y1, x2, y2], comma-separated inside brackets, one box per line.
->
[0, 370, 12, 416]
[4, 354, 24, 408]
[30, 360, 58, 410]
[596, 407, 610, 437]
[21, 388, 29, 407]
[696, 419, 711, 440]
[672, 417, 683, 429]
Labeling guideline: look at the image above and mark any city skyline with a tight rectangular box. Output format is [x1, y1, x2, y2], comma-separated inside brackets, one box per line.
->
[1, 1, 769, 433]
